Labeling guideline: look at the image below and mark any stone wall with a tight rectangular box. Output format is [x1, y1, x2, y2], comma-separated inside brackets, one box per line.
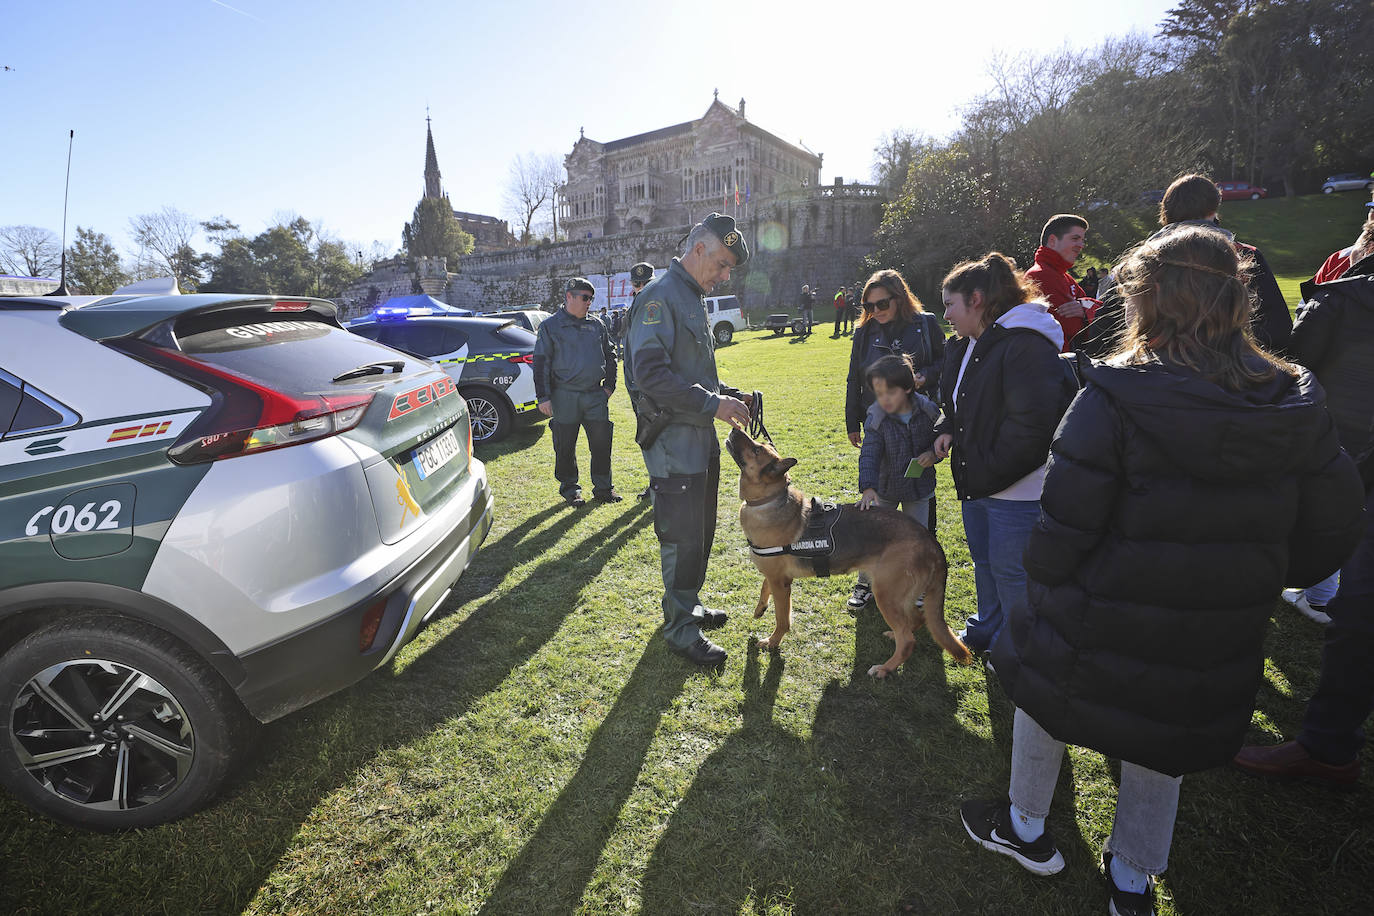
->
[336, 182, 890, 321]
[0, 277, 59, 296]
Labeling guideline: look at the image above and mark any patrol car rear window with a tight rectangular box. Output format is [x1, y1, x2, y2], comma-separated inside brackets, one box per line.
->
[495, 325, 535, 347]
[374, 323, 467, 358]
[0, 376, 21, 434]
[176, 320, 407, 393]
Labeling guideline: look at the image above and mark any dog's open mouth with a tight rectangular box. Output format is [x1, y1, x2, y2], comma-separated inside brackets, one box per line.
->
[725, 427, 747, 466]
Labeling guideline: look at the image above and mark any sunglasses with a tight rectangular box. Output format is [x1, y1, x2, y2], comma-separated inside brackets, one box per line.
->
[572, 293, 593, 302]
[865, 296, 895, 311]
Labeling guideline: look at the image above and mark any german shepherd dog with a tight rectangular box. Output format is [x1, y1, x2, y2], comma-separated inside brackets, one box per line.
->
[725, 427, 972, 677]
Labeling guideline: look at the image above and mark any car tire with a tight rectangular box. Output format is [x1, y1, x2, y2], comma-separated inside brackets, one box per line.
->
[791, 320, 806, 335]
[713, 323, 734, 345]
[462, 388, 513, 444]
[0, 616, 249, 831]
[1323, 186, 1335, 194]
[1250, 192, 1261, 199]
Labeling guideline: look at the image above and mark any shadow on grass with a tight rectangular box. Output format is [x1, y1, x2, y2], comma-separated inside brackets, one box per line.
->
[0, 499, 653, 913]
[630, 621, 1093, 914]
[474, 416, 548, 463]
[476, 641, 691, 914]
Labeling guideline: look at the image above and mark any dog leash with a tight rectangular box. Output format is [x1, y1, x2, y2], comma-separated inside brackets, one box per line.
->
[749, 389, 774, 446]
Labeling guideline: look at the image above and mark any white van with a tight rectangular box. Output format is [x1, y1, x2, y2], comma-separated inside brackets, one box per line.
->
[703, 295, 745, 345]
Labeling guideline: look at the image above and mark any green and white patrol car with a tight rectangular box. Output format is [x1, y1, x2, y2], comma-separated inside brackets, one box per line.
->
[0, 281, 493, 829]
[348, 305, 541, 443]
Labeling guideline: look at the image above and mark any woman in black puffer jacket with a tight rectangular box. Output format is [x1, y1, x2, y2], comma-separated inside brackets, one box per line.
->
[931, 253, 1072, 653]
[961, 227, 1365, 916]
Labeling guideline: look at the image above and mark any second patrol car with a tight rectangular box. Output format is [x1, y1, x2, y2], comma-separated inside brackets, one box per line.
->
[349, 307, 541, 443]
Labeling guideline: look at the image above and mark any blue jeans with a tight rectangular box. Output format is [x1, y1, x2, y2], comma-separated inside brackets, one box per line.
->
[1010, 708, 1181, 875]
[960, 497, 1040, 653]
[1303, 570, 1340, 607]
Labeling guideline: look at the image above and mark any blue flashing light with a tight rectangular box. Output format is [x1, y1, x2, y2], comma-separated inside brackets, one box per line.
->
[374, 305, 435, 320]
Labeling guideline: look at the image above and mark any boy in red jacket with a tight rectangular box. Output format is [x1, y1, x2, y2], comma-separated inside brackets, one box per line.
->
[1025, 214, 1091, 352]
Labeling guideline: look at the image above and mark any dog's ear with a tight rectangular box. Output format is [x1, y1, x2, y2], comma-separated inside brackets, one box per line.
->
[763, 457, 798, 479]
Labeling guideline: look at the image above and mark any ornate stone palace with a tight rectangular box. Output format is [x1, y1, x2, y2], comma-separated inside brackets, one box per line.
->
[561, 94, 821, 239]
[338, 102, 887, 320]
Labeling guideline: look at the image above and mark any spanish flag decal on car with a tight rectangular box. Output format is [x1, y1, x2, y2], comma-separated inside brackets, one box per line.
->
[107, 421, 172, 442]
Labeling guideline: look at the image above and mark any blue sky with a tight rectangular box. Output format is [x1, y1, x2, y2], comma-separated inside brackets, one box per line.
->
[2, 0, 1180, 261]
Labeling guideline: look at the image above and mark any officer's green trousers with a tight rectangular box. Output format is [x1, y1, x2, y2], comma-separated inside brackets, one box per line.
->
[642, 423, 720, 650]
[549, 388, 613, 499]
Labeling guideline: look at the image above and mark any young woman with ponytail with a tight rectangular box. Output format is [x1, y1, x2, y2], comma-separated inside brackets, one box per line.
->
[932, 252, 1070, 654]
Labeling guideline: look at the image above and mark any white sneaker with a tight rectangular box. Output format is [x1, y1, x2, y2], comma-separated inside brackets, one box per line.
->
[1292, 593, 1332, 624]
[1280, 588, 1304, 607]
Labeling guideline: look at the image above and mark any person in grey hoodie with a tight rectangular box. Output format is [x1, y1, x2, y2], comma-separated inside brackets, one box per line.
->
[932, 252, 1074, 655]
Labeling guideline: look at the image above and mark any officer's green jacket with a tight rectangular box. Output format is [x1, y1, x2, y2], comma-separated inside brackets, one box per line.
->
[626, 259, 742, 426]
[532, 307, 617, 401]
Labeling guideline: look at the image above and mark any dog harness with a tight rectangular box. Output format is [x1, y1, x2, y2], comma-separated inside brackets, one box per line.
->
[748, 497, 842, 577]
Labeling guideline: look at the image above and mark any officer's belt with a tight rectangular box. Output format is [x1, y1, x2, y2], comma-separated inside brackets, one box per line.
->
[748, 497, 841, 578]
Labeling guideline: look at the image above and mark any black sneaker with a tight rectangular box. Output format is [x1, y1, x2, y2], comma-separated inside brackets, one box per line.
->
[960, 799, 1065, 876]
[846, 583, 873, 614]
[594, 489, 623, 503]
[1101, 851, 1156, 916]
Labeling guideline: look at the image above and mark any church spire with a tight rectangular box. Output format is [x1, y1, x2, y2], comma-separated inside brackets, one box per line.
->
[423, 113, 443, 200]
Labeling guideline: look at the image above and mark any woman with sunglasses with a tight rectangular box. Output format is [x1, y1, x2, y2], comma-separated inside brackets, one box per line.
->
[843, 269, 946, 611]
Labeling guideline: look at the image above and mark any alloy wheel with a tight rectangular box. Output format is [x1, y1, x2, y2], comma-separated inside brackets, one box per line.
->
[9, 659, 193, 811]
[466, 396, 501, 441]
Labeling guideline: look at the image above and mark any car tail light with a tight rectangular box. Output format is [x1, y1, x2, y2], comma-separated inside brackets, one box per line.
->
[111, 341, 374, 463]
[466, 413, 473, 473]
[359, 599, 388, 651]
[270, 300, 311, 312]
[507, 354, 533, 364]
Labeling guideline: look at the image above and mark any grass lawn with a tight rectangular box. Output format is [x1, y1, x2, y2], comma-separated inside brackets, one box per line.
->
[2, 329, 1370, 915]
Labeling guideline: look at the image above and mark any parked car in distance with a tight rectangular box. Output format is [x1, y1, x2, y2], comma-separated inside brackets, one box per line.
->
[483, 308, 548, 332]
[348, 307, 540, 444]
[703, 295, 745, 345]
[0, 283, 493, 829]
[1321, 173, 1374, 194]
[1217, 180, 1268, 201]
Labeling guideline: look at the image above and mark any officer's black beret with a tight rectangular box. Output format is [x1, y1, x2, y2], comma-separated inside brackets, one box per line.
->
[630, 262, 655, 285]
[565, 277, 595, 295]
[697, 212, 750, 265]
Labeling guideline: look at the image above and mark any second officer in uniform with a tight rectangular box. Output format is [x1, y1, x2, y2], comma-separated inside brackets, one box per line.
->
[534, 277, 622, 506]
[626, 214, 752, 666]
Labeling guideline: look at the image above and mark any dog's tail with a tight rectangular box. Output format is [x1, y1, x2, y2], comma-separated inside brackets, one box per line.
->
[922, 560, 973, 665]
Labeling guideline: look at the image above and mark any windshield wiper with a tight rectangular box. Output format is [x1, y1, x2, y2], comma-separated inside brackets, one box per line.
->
[332, 360, 405, 382]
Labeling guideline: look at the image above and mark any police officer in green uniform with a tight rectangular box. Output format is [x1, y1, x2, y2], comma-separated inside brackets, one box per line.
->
[625, 261, 656, 502]
[626, 214, 752, 666]
[534, 277, 622, 507]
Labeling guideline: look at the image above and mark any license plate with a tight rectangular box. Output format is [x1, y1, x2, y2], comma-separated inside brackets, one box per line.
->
[413, 429, 460, 480]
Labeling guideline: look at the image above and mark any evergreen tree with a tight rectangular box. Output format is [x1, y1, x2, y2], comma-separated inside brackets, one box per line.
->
[403, 197, 474, 266]
[67, 226, 130, 293]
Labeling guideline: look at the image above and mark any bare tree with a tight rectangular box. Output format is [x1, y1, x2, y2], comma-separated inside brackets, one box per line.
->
[504, 153, 563, 244]
[0, 224, 62, 277]
[129, 206, 203, 290]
